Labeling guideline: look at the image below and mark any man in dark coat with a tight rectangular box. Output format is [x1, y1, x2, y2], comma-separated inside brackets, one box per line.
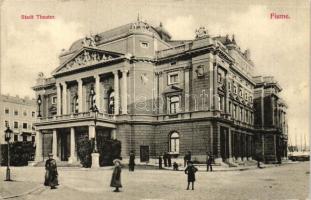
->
[158, 156, 162, 169]
[44, 153, 59, 189]
[206, 152, 213, 172]
[110, 159, 122, 192]
[184, 161, 198, 190]
[167, 153, 172, 167]
[129, 151, 135, 171]
[163, 152, 168, 167]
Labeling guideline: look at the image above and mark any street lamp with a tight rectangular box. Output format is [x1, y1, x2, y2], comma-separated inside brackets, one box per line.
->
[37, 95, 42, 118]
[4, 126, 13, 181]
[89, 86, 98, 153]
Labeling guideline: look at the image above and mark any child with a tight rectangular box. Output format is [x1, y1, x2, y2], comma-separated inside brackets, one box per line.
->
[184, 161, 198, 190]
[110, 159, 122, 192]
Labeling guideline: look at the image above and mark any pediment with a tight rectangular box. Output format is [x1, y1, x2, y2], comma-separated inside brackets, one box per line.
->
[53, 47, 124, 75]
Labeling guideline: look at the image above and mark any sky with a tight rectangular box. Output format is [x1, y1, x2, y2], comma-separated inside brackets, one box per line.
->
[0, 0, 310, 146]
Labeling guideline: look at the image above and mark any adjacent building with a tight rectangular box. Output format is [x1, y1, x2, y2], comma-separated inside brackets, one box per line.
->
[0, 94, 37, 144]
[32, 19, 288, 165]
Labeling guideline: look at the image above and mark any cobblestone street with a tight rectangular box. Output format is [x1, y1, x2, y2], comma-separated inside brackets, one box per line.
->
[1, 162, 309, 200]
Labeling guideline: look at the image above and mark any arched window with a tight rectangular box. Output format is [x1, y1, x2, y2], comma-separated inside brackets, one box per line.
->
[169, 132, 180, 153]
[108, 91, 115, 114]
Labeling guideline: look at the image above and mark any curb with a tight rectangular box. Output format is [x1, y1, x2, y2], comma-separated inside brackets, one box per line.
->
[2, 184, 44, 199]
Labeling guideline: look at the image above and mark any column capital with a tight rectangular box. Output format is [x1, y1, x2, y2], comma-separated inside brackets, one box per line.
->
[112, 70, 119, 75]
[121, 68, 129, 74]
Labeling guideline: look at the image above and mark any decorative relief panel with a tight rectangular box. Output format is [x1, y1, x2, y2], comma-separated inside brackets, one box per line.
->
[58, 50, 117, 73]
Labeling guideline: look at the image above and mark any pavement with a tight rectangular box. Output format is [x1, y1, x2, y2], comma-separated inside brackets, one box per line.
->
[0, 161, 309, 200]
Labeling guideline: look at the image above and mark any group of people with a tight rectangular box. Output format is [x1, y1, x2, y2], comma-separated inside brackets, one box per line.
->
[43, 151, 215, 192]
[158, 152, 172, 169]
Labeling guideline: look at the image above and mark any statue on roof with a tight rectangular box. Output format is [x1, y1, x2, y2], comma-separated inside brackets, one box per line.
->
[82, 35, 96, 47]
[195, 27, 209, 38]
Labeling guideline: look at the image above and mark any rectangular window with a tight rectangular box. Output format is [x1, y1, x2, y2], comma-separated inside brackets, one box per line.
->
[5, 108, 9, 114]
[4, 120, 9, 127]
[218, 72, 223, 83]
[233, 86, 237, 94]
[52, 96, 57, 104]
[240, 107, 243, 122]
[239, 87, 243, 97]
[14, 110, 18, 116]
[14, 121, 18, 129]
[140, 42, 149, 48]
[169, 96, 180, 114]
[218, 96, 224, 111]
[23, 123, 28, 129]
[32, 111, 35, 117]
[23, 135, 27, 142]
[14, 134, 18, 142]
[32, 136, 35, 143]
[233, 105, 236, 119]
[168, 73, 179, 85]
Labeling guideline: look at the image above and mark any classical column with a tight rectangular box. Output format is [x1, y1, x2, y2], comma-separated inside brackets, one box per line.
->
[184, 68, 190, 112]
[262, 134, 265, 162]
[236, 133, 242, 162]
[113, 70, 120, 115]
[88, 125, 95, 139]
[95, 75, 101, 112]
[121, 69, 128, 114]
[62, 82, 68, 115]
[35, 130, 43, 162]
[274, 134, 277, 162]
[228, 128, 233, 162]
[208, 53, 214, 109]
[214, 124, 222, 164]
[56, 83, 62, 115]
[111, 129, 117, 140]
[52, 129, 59, 160]
[225, 72, 229, 114]
[77, 79, 83, 113]
[213, 64, 218, 110]
[68, 127, 77, 163]
[243, 134, 247, 161]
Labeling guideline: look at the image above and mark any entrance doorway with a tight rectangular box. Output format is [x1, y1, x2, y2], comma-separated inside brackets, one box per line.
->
[220, 127, 229, 162]
[59, 132, 70, 161]
[140, 145, 150, 162]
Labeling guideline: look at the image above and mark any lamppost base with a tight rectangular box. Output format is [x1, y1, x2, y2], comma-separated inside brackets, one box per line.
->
[91, 153, 100, 168]
[5, 168, 12, 181]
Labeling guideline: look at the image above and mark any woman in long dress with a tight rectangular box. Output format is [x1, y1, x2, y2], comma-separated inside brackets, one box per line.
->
[110, 159, 122, 192]
[44, 153, 59, 189]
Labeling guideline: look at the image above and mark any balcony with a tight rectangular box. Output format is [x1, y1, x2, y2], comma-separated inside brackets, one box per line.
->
[38, 112, 115, 123]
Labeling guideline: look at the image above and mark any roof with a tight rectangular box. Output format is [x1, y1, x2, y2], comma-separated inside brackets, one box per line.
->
[67, 21, 164, 53]
[0, 94, 36, 106]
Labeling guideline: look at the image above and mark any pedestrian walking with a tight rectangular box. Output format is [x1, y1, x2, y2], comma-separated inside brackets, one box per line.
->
[44, 153, 59, 189]
[184, 161, 198, 190]
[158, 155, 163, 169]
[206, 152, 213, 172]
[167, 153, 172, 167]
[129, 151, 135, 171]
[110, 159, 122, 192]
[163, 152, 168, 167]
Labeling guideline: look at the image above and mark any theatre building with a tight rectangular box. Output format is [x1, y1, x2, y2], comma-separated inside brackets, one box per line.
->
[33, 19, 287, 166]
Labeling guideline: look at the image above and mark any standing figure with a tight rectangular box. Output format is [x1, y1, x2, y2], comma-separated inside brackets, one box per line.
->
[163, 152, 168, 167]
[173, 162, 179, 171]
[206, 152, 213, 172]
[167, 153, 172, 167]
[44, 153, 59, 189]
[184, 161, 198, 190]
[129, 151, 135, 171]
[158, 155, 163, 169]
[110, 159, 122, 192]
